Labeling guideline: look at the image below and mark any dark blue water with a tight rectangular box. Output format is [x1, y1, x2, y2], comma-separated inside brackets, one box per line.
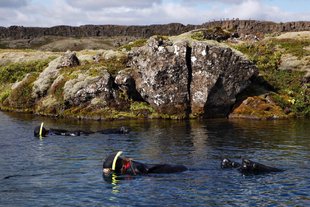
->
[0, 111, 309, 206]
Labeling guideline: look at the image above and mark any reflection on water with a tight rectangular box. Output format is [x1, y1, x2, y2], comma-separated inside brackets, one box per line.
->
[0, 111, 309, 206]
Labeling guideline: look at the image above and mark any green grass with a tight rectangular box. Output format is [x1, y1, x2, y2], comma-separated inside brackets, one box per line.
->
[233, 39, 310, 117]
[6, 73, 38, 109]
[0, 57, 55, 84]
[120, 39, 147, 51]
[103, 56, 128, 76]
[191, 31, 205, 41]
[0, 88, 11, 103]
[272, 38, 310, 58]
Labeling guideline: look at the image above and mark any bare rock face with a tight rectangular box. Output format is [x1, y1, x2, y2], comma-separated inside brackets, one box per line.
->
[115, 68, 143, 101]
[63, 69, 113, 106]
[190, 42, 258, 117]
[32, 51, 79, 99]
[129, 36, 258, 118]
[129, 37, 190, 117]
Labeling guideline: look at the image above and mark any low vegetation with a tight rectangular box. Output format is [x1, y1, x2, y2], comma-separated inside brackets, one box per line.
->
[233, 37, 310, 117]
[0, 57, 55, 84]
[119, 39, 147, 51]
[0, 31, 309, 120]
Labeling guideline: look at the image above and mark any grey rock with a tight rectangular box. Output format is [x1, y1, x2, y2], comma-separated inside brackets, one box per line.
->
[63, 69, 113, 106]
[130, 37, 190, 116]
[115, 69, 143, 101]
[129, 36, 258, 118]
[32, 51, 79, 99]
[190, 42, 258, 117]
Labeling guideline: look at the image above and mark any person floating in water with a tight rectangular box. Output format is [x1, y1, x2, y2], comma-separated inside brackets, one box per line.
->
[102, 151, 188, 176]
[221, 158, 284, 175]
[34, 122, 130, 138]
[34, 122, 84, 138]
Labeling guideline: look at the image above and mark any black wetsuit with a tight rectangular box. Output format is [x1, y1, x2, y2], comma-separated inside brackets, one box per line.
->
[33, 126, 90, 138]
[103, 153, 188, 176]
[34, 125, 129, 138]
[221, 158, 284, 174]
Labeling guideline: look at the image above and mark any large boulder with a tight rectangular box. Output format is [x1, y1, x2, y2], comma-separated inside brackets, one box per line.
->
[190, 42, 258, 117]
[63, 69, 113, 106]
[129, 37, 190, 117]
[129, 36, 258, 118]
[32, 51, 79, 99]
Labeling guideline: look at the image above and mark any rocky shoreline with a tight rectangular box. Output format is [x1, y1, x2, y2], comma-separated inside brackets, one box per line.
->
[0, 24, 309, 120]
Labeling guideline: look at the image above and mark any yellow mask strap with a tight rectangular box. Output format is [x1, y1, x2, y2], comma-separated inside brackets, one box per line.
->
[39, 122, 44, 139]
[112, 151, 123, 171]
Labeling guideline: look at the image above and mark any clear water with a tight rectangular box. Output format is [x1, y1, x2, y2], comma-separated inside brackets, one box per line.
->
[0, 111, 309, 206]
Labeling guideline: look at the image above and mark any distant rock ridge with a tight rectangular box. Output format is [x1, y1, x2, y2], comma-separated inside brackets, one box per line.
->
[1, 20, 310, 40]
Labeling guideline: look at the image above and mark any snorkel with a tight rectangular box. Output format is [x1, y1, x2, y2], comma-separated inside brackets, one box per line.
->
[112, 151, 123, 171]
[39, 122, 44, 140]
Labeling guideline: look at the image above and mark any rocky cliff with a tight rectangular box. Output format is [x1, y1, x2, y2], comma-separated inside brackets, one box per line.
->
[1, 20, 309, 40]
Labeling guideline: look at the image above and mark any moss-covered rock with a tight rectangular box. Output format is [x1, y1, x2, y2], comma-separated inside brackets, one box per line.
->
[4, 73, 38, 110]
[229, 95, 289, 120]
[231, 32, 310, 118]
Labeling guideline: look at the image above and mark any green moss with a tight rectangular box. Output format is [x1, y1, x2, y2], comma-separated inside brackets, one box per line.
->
[61, 55, 128, 77]
[0, 57, 55, 84]
[155, 35, 169, 41]
[0, 88, 11, 103]
[102, 55, 128, 76]
[6, 73, 38, 110]
[120, 39, 147, 51]
[233, 39, 309, 117]
[191, 28, 231, 42]
[272, 38, 310, 58]
[130, 101, 154, 112]
[191, 31, 205, 41]
[130, 101, 155, 117]
[233, 41, 282, 71]
[49, 77, 68, 102]
[88, 67, 101, 77]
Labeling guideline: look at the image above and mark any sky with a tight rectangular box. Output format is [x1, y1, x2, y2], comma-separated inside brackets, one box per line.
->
[0, 0, 309, 27]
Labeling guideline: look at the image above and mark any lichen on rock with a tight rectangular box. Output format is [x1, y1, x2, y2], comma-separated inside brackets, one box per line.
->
[63, 69, 113, 106]
[32, 51, 79, 99]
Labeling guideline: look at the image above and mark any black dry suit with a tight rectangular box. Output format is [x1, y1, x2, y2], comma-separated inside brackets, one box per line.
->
[221, 158, 284, 175]
[103, 152, 188, 175]
[34, 124, 130, 138]
[34, 125, 82, 138]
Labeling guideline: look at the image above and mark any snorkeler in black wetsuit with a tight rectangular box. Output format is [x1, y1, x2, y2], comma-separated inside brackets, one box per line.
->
[33, 123, 131, 138]
[221, 158, 284, 175]
[102, 151, 188, 176]
[33, 123, 85, 138]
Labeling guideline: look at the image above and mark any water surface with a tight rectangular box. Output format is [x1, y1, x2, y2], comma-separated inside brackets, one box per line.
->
[0, 111, 309, 206]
